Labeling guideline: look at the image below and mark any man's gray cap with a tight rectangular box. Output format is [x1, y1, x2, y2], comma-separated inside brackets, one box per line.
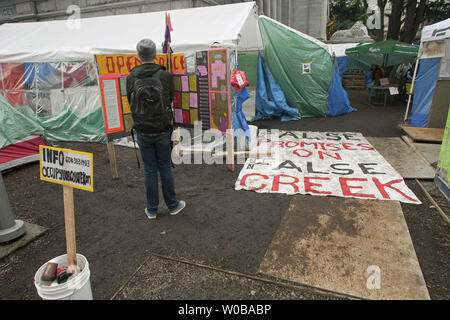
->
[136, 39, 156, 62]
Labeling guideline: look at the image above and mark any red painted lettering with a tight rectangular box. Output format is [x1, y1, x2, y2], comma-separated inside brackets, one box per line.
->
[116, 56, 125, 73]
[325, 143, 341, 151]
[270, 141, 285, 148]
[304, 177, 331, 195]
[342, 143, 358, 150]
[318, 151, 342, 160]
[272, 174, 299, 193]
[293, 149, 313, 158]
[240, 173, 268, 191]
[106, 56, 115, 74]
[300, 142, 319, 149]
[285, 141, 299, 148]
[257, 138, 271, 147]
[339, 177, 375, 198]
[372, 178, 418, 202]
[357, 143, 375, 151]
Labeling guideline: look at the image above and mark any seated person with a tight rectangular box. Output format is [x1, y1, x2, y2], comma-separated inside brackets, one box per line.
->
[370, 64, 385, 86]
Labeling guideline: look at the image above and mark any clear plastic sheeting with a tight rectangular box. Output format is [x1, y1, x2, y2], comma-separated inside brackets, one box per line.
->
[0, 60, 106, 143]
[0, 93, 43, 149]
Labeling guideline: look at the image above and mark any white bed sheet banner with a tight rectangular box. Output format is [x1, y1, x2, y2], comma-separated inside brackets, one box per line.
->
[235, 130, 421, 204]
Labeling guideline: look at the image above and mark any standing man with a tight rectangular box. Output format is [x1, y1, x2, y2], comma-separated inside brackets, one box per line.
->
[126, 38, 185, 220]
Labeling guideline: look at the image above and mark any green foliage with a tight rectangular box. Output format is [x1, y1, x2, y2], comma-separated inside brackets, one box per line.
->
[424, 0, 450, 24]
[327, 0, 369, 39]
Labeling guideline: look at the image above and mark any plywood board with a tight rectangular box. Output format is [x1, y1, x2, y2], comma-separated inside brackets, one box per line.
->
[400, 126, 444, 143]
[414, 143, 442, 166]
[258, 196, 430, 300]
[366, 137, 435, 179]
[427, 80, 450, 129]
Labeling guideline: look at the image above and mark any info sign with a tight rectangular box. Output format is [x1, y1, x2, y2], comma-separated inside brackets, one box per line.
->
[39, 145, 94, 192]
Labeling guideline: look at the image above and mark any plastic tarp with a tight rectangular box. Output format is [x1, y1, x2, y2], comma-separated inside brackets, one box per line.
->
[232, 86, 251, 140]
[0, 93, 44, 149]
[0, 2, 262, 63]
[410, 57, 441, 127]
[0, 61, 106, 142]
[253, 54, 300, 122]
[326, 61, 356, 117]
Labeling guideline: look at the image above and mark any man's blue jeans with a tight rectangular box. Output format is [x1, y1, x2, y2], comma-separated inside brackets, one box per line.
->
[136, 131, 179, 214]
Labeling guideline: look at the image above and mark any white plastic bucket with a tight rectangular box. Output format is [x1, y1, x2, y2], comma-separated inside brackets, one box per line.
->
[34, 253, 93, 300]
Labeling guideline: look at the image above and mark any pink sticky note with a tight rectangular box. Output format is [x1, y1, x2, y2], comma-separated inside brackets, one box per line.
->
[189, 93, 198, 108]
[181, 76, 189, 91]
[174, 108, 183, 123]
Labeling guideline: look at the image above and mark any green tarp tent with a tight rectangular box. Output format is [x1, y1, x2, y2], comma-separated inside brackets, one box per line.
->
[258, 16, 345, 118]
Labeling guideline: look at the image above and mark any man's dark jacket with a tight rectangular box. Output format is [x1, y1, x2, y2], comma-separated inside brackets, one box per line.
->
[126, 63, 174, 133]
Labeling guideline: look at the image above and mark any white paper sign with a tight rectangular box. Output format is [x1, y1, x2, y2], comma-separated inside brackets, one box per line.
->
[302, 63, 311, 74]
[102, 79, 121, 130]
[389, 86, 399, 95]
[235, 130, 421, 204]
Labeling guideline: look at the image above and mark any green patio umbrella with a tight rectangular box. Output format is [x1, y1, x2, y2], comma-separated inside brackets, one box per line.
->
[345, 39, 419, 70]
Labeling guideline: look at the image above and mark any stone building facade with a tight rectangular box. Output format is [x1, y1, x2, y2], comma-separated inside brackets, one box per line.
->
[0, 0, 329, 40]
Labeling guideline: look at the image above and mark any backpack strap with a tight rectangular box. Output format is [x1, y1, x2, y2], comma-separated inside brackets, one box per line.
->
[130, 128, 141, 169]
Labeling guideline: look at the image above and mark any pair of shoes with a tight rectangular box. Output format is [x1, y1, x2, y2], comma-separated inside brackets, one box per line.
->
[144, 208, 157, 220]
[169, 200, 186, 216]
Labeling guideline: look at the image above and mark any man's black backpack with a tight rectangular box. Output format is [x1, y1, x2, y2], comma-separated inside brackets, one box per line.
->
[130, 69, 173, 133]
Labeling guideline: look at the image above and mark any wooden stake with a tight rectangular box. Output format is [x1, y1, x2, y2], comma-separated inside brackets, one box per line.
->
[107, 141, 119, 179]
[226, 130, 235, 172]
[63, 185, 77, 273]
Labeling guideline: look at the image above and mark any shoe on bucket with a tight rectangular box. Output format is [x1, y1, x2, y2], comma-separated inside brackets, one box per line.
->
[145, 208, 157, 220]
[169, 200, 186, 216]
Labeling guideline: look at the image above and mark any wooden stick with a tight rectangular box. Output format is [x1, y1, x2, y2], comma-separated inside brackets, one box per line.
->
[63, 185, 77, 273]
[401, 135, 434, 167]
[107, 141, 119, 180]
[212, 150, 273, 158]
[415, 179, 450, 224]
[226, 130, 234, 172]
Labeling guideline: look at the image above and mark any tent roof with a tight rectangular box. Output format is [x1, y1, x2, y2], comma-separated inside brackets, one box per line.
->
[0, 1, 262, 63]
[421, 18, 450, 42]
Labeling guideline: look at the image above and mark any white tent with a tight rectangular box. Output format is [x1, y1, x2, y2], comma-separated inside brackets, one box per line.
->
[404, 18, 450, 124]
[0, 2, 263, 170]
[0, 1, 262, 63]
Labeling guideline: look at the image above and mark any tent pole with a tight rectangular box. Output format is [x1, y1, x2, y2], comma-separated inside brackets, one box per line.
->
[403, 53, 420, 122]
[34, 63, 39, 119]
[0, 64, 5, 95]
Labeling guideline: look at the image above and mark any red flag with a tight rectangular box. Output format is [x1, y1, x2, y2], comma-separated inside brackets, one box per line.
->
[166, 12, 173, 32]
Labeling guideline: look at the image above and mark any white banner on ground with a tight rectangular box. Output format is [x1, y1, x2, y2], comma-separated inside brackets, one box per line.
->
[235, 130, 421, 204]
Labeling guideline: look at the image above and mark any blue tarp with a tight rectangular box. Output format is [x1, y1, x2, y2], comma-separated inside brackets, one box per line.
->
[232, 85, 251, 140]
[326, 59, 356, 117]
[253, 54, 301, 122]
[410, 58, 441, 127]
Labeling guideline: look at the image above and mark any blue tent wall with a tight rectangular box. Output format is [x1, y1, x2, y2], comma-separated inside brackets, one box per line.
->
[253, 54, 301, 121]
[327, 58, 356, 117]
[410, 57, 441, 127]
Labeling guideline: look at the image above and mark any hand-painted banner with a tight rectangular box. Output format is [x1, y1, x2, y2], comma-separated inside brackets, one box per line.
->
[235, 130, 421, 204]
[95, 54, 168, 76]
